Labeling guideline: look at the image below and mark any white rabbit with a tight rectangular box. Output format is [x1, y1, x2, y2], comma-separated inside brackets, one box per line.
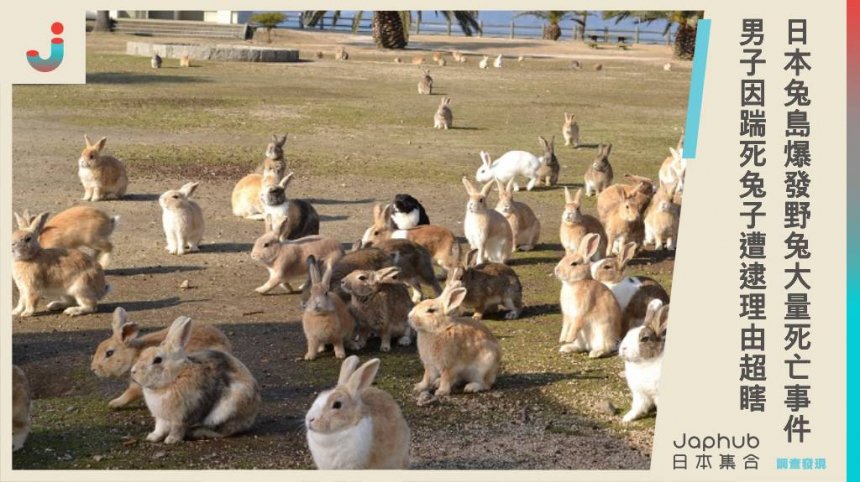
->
[159, 182, 204, 255]
[658, 147, 687, 193]
[475, 150, 541, 192]
[493, 54, 503, 68]
[619, 299, 668, 422]
[479, 55, 489, 69]
[305, 356, 410, 469]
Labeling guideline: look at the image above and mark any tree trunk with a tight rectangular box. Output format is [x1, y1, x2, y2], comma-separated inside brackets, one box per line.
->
[544, 23, 561, 41]
[578, 13, 588, 40]
[372, 11, 408, 49]
[93, 11, 111, 32]
[673, 22, 696, 60]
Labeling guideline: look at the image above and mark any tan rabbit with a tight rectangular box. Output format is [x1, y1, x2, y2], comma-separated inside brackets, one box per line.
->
[411, 55, 425, 65]
[554, 233, 623, 358]
[303, 256, 356, 360]
[12, 212, 109, 317]
[560, 187, 607, 259]
[132, 317, 259, 443]
[78, 135, 128, 201]
[160, 182, 204, 255]
[258, 134, 288, 175]
[644, 181, 681, 250]
[462, 178, 513, 264]
[590, 242, 670, 331]
[361, 203, 460, 272]
[602, 187, 644, 257]
[12, 365, 31, 452]
[335, 47, 349, 61]
[251, 220, 343, 294]
[446, 249, 523, 320]
[433, 97, 453, 129]
[452, 51, 467, 63]
[302, 244, 395, 305]
[91, 307, 232, 409]
[15, 206, 118, 267]
[596, 175, 655, 221]
[306, 356, 410, 469]
[418, 68, 433, 95]
[179, 54, 191, 67]
[562, 113, 580, 147]
[584, 143, 614, 196]
[408, 285, 502, 396]
[495, 179, 540, 251]
[437, 58, 447, 67]
[342, 267, 414, 352]
[232, 154, 287, 220]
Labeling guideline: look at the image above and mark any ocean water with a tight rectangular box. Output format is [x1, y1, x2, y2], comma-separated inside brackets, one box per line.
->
[240, 10, 675, 44]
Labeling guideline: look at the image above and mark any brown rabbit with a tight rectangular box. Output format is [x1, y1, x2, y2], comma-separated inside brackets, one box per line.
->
[408, 285, 502, 396]
[554, 233, 623, 358]
[12, 212, 109, 317]
[596, 175, 656, 221]
[91, 307, 231, 408]
[562, 113, 580, 147]
[15, 206, 118, 267]
[78, 135, 128, 201]
[303, 256, 356, 360]
[559, 187, 607, 259]
[536, 136, 560, 187]
[13, 365, 31, 452]
[446, 249, 523, 320]
[583, 143, 614, 196]
[374, 238, 442, 301]
[602, 188, 644, 257]
[251, 220, 343, 294]
[495, 178, 541, 251]
[433, 97, 453, 129]
[341, 267, 414, 352]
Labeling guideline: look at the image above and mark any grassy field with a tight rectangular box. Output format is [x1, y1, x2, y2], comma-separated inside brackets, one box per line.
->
[11, 30, 689, 470]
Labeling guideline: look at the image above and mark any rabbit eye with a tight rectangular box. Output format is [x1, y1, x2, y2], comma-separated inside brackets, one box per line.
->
[153, 356, 163, 365]
[332, 401, 342, 409]
[263, 242, 270, 248]
[602, 265, 611, 270]
[426, 307, 437, 314]
[373, 231, 379, 236]
[478, 197, 484, 202]
[173, 195, 179, 199]
[24, 236, 32, 243]
[105, 349, 114, 358]
[358, 275, 367, 281]
[570, 261, 578, 266]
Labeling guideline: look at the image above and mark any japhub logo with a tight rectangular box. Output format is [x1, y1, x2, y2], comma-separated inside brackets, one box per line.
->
[27, 22, 64, 72]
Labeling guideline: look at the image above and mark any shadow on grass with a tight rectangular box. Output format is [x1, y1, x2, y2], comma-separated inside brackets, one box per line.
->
[320, 214, 349, 222]
[121, 193, 160, 202]
[86, 72, 211, 85]
[305, 197, 374, 205]
[630, 248, 675, 266]
[107, 265, 204, 276]
[508, 255, 560, 267]
[101, 297, 193, 313]
[205, 242, 253, 254]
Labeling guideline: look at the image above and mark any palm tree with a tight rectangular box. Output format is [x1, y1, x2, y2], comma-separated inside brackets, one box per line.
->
[516, 11, 575, 41]
[302, 11, 480, 49]
[603, 11, 704, 59]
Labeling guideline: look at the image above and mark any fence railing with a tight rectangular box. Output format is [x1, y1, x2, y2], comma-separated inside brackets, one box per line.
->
[271, 15, 672, 44]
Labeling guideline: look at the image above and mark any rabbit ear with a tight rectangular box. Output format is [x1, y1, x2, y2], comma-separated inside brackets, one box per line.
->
[549, 136, 555, 150]
[645, 299, 665, 329]
[13, 212, 29, 230]
[111, 307, 128, 337]
[564, 112, 570, 122]
[604, 144, 613, 156]
[307, 256, 321, 285]
[179, 182, 199, 197]
[382, 203, 393, 219]
[277, 134, 287, 146]
[276, 217, 291, 241]
[462, 177, 478, 195]
[574, 188, 583, 205]
[279, 172, 295, 189]
[538, 136, 548, 149]
[669, 147, 681, 161]
[29, 212, 50, 234]
[371, 203, 384, 222]
[337, 355, 361, 386]
[350, 240, 362, 252]
[375, 266, 400, 282]
[465, 248, 478, 267]
[480, 181, 494, 197]
[442, 286, 468, 315]
[120, 322, 140, 345]
[94, 137, 108, 152]
[448, 266, 464, 282]
[505, 178, 515, 194]
[345, 358, 381, 396]
[620, 242, 637, 267]
[321, 259, 334, 288]
[564, 187, 573, 204]
[494, 178, 505, 194]
[165, 316, 193, 351]
[580, 233, 601, 260]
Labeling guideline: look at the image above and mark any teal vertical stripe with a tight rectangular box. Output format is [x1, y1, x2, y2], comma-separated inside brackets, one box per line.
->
[682, 19, 711, 159]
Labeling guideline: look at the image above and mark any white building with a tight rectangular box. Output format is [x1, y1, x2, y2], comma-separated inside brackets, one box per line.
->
[107, 11, 241, 24]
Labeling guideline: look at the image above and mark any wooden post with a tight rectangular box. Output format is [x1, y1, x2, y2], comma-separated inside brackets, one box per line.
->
[479, 20, 483, 37]
[447, 18, 452, 36]
[510, 21, 515, 39]
[416, 17, 421, 34]
[603, 26, 609, 42]
[665, 31, 671, 45]
[635, 25, 640, 44]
